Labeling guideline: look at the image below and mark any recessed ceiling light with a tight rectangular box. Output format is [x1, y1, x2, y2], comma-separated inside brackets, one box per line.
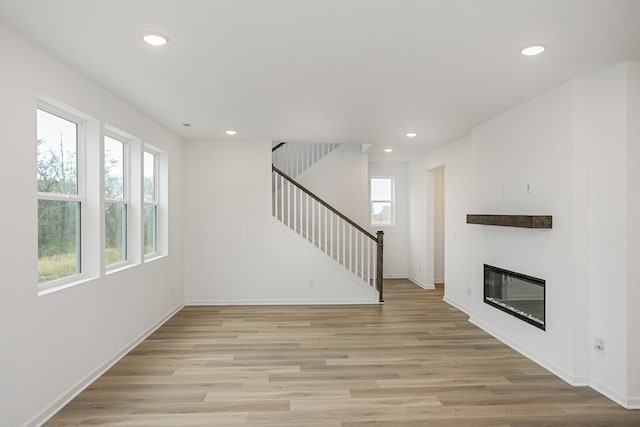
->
[521, 45, 545, 56]
[405, 132, 417, 138]
[142, 32, 169, 46]
[384, 148, 393, 153]
[225, 130, 238, 135]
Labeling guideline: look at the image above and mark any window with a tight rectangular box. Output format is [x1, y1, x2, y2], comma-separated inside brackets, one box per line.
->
[37, 107, 83, 284]
[143, 150, 158, 256]
[36, 96, 168, 292]
[104, 134, 128, 267]
[370, 177, 394, 226]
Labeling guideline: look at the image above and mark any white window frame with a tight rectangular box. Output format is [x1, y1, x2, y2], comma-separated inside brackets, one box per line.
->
[143, 148, 159, 259]
[36, 102, 85, 290]
[370, 176, 395, 227]
[104, 131, 130, 270]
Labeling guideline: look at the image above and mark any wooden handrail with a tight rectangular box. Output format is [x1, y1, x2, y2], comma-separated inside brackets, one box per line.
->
[272, 163, 384, 302]
[272, 142, 286, 152]
[272, 165, 377, 241]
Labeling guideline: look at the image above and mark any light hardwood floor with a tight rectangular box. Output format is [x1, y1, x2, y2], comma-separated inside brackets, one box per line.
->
[47, 279, 640, 426]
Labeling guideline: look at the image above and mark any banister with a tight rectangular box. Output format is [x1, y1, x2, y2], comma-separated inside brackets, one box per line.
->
[272, 142, 286, 152]
[272, 165, 377, 241]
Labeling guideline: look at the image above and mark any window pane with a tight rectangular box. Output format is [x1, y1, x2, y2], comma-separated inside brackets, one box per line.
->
[105, 203, 127, 265]
[144, 204, 157, 255]
[371, 201, 392, 225]
[37, 109, 78, 194]
[144, 151, 156, 202]
[38, 200, 80, 283]
[371, 178, 391, 201]
[105, 136, 124, 199]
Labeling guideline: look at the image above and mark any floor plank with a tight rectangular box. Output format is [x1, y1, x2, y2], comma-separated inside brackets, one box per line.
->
[46, 279, 640, 426]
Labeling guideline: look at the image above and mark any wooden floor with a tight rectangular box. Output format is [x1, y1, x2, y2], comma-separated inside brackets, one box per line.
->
[47, 279, 640, 426]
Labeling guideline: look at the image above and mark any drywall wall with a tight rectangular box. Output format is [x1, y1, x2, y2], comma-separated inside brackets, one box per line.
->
[433, 167, 445, 283]
[0, 23, 184, 427]
[583, 63, 629, 404]
[468, 79, 588, 386]
[368, 161, 408, 278]
[408, 164, 428, 287]
[408, 62, 640, 408]
[582, 61, 640, 407]
[408, 136, 472, 300]
[183, 140, 378, 304]
[423, 170, 436, 288]
[297, 144, 369, 228]
[626, 62, 640, 406]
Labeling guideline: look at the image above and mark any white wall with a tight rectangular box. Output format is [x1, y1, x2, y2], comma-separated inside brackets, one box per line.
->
[297, 144, 369, 229]
[368, 162, 408, 278]
[626, 62, 640, 405]
[583, 64, 629, 404]
[408, 164, 428, 287]
[297, 144, 369, 228]
[407, 62, 640, 408]
[408, 136, 472, 298]
[0, 23, 185, 427]
[433, 167, 445, 283]
[584, 61, 640, 407]
[183, 140, 378, 304]
[468, 79, 588, 386]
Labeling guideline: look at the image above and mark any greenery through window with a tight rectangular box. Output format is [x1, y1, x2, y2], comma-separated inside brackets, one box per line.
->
[36, 99, 167, 289]
[105, 135, 127, 266]
[143, 150, 158, 255]
[370, 177, 394, 226]
[37, 108, 82, 283]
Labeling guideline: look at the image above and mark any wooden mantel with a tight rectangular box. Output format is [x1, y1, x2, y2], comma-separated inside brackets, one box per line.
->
[466, 214, 552, 229]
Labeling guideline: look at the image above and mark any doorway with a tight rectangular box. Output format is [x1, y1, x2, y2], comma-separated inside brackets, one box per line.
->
[427, 166, 445, 293]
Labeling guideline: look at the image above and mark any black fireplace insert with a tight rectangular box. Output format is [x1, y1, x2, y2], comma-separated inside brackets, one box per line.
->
[484, 264, 545, 330]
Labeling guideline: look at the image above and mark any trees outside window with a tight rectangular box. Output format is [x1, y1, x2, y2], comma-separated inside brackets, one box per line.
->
[104, 135, 128, 266]
[370, 177, 394, 226]
[37, 107, 82, 284]
[143, 150, 158, 256]
[36, 99, 167, 290]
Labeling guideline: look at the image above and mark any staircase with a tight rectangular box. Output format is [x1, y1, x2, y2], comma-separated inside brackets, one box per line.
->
[272, 143, 384, 302]
[272, 141, 342, 178]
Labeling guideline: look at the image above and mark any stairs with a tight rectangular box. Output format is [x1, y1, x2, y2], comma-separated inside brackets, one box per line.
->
[272, 142, 341, 179]
[272, 143, 383, 301]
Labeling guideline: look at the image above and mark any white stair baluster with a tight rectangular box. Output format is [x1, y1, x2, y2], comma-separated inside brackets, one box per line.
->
[305, 195, 309, 240]
[348, 223, 351, 269]
[311, 198, 316, 247]
[330, 211, 334, 260]
[278, 175, 284, 222]
[287, 180, 292, 228]
[342, 221, 346, 267]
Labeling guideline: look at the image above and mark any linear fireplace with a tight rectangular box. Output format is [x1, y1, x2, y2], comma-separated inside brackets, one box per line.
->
[484, 264, 545, 330]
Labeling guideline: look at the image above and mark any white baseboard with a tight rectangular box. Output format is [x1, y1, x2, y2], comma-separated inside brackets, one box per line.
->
[186, 298, 378, 306]
[28, 302, 184, 427]
[469, 316, 588, 388]
[407, 275, 435, 289]
[589, 377, 638, 410]
[468, 316, 640, 409]
[626, 396, 640, 410]
[443, 295, 470, 315]
[271, 218, 380, 299]
[383, 273, 408, 278]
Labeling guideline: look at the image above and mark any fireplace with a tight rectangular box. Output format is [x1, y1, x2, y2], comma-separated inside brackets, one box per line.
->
[484, 264, 545, 330]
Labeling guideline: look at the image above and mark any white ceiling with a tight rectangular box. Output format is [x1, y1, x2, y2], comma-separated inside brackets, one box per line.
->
[1, 0, 640, 159]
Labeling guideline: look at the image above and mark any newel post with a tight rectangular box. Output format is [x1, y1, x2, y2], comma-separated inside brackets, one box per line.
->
[376, 230, 384, 303]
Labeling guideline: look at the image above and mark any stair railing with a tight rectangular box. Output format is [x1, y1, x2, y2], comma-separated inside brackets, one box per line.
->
[272, 142, 342, 178]
[272, 165, 384, 302]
